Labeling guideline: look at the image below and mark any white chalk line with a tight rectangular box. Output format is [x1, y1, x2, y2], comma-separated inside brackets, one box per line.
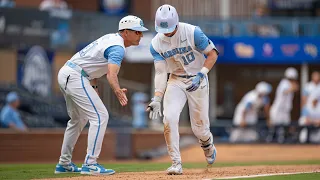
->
[203, 171, 320, 180]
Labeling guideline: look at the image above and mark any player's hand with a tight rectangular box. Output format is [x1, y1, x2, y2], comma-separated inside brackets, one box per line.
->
[115, 88, 128, 106]
[146, 96, 162, 120]
[240, 120, 247, 128]
[186, 72, 205, 92]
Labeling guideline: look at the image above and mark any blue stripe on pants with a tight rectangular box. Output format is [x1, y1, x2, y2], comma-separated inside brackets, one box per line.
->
[81, 75, 101, 164]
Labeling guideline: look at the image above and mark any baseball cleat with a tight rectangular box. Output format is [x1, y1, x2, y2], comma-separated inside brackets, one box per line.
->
[80, 163, 115, 175]
[167, 162, 183, 175]
[54, 162, 81, 174]
[205, 144, 217, 165]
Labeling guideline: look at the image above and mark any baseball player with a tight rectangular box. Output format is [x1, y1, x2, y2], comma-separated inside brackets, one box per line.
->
[147, 4, 219, 175]
[302, 71, 320, 108]
[55, 15, 148, 175]
[230, 82, 272, 142]
[299, 86, 320, 143]
[267, 67, 299, 143]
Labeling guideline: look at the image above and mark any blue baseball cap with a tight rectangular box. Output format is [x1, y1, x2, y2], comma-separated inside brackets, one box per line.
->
[6, 92, 19, 103]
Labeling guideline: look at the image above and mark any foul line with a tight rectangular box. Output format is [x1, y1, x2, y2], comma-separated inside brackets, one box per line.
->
[204, 171, 320, 180]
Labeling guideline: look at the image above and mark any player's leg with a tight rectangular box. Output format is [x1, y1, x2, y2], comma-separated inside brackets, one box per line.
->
[72, 76, 114, 175]
[56, 68, 85, 173]
[163, 82, 187, 175]
[186, 76, 217, 165]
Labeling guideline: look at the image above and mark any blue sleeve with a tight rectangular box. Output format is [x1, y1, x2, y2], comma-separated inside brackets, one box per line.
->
[150, 44, 164, 61]
[263, 96, 270, 105]
[194, 27, 209, 51]
[1, 108, 12, 126]
[12, 112, 25, 130]
[302, 107, 309, 117]
[104, 45, 125, 66]
[303, 88, 309, 96]
[245, 102, 252, 110]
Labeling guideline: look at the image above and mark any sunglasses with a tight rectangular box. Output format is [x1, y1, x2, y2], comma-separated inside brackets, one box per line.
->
[128, 30, 142, 35]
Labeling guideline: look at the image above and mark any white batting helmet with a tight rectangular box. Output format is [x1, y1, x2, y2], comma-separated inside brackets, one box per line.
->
[118, 15, 148, 31]
[155, 4, 179, 33]
[255, 81, 272, 95]
[284, 67, 298, 80]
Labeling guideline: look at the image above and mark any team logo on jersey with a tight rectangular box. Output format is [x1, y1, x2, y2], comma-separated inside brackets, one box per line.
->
[161, 46, 192, 59]
[160, 22, 168, 28]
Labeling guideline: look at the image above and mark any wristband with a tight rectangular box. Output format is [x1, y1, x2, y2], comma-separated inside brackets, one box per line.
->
[152, 96, 162, 102]
[200, 67, 209, 75]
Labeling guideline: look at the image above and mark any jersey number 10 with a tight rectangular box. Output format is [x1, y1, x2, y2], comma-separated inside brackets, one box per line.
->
[181, 52, 195, 65]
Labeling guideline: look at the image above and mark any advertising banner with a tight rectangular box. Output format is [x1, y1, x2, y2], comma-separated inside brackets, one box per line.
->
[210, 37, 320, 64]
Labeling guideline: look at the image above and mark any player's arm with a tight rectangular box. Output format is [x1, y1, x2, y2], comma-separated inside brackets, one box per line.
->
[147, 44, 167, 119]
[105, 45, 128, 106]
[240, 102, 252, 127]
[186, 27, 218, 92]
[283, 81, 299, 95]
[196, 27, 218, 73]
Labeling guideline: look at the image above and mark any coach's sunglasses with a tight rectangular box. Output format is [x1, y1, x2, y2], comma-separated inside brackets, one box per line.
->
[128, 29, 143, 35]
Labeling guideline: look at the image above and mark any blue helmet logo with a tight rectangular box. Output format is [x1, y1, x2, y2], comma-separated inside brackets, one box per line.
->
[160, 22, 168, 28]
[140, 20, 144, 27]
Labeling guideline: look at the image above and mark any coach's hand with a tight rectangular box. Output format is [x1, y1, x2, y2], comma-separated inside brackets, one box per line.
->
[186, 72, 205, 92]
[147, 96, 162, 120]
[115, 88, 128, 106]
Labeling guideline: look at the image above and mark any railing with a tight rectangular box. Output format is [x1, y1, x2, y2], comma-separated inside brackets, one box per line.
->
[1, 7, 320, 52]
[181, 17, 320, 37]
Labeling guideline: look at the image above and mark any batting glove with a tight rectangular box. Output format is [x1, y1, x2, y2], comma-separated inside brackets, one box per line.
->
[147, 96, 162, 120]
[186, 72, 205, 92]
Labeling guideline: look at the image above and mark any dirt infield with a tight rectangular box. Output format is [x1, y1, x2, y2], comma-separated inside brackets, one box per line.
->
[154, 144, 320, 163]
[40, 144, 320, 180]
[42, 165, 320, 180]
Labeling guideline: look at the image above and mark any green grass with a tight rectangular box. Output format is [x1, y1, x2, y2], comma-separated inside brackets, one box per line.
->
[0, 160, 319, 180]
[224, 173, 320, 180]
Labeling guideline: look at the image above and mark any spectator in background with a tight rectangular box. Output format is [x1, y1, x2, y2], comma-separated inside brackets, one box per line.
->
[230, 82, 272, 143]
[0, 0, 15, 7]
[39, 0, 68, 11]
[299, 86, 320, 143]
[251, 3, 279, 37]
[302, 71, 320, 108]
[0, 92, 28, 132]
[267, 67, 299, 143]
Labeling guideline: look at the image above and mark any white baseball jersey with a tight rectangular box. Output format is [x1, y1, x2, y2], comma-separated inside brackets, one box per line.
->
[271, 79, 294, 113]
[57, 33, 126, 166]
[234, 90, 269, 126]
[150, 22, 218, 164]
[70, 33, 125, 79]
[270, 79, 294, 125]
[151, 22, 217, 75]
[304, 86, 320, 120]
[304, 81, 320, 97]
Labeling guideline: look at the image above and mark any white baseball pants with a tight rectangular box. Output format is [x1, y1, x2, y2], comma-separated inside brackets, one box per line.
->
[57, 65, 109, 165]
[163, 75, 212, 163]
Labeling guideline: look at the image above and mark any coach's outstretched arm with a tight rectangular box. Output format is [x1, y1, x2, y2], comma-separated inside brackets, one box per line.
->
[107, 64, 128, 106]
[106, 46, 128, 106]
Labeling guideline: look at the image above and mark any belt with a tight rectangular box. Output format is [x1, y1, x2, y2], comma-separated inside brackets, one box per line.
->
[174, 74, 196, 79]
[65, 61, 89, 78]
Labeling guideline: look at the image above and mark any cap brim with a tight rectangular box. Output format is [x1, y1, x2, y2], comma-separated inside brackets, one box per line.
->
[155, 25, 176, 34]
[130, 26, 149, 32]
